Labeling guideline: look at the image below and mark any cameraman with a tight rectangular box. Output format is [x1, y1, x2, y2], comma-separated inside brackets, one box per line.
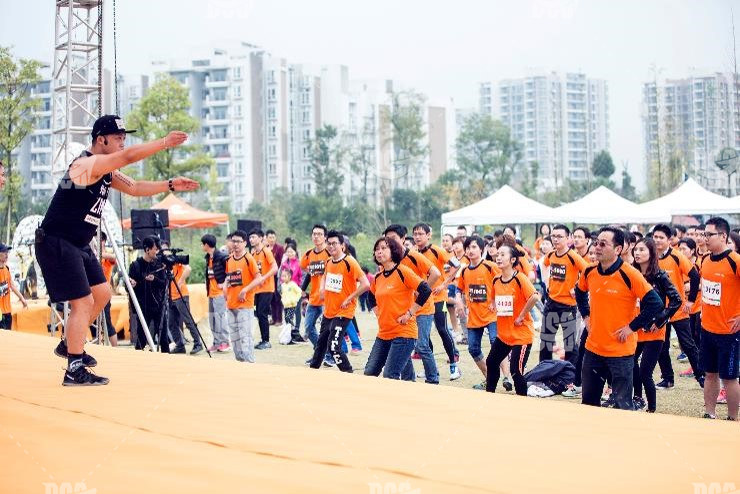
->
[128, 236, 168, 351]
[161, 241, 202, 355]
[201, 234, 230, 352]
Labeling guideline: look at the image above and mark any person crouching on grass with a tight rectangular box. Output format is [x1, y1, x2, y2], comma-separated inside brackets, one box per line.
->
[364, 237, 432, 380]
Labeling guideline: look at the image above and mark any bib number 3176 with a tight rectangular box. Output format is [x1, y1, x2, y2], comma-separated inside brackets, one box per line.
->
[701, 278, 721, 307]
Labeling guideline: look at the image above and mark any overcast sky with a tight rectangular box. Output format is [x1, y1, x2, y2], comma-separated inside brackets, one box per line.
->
[1, 0, 736, 191]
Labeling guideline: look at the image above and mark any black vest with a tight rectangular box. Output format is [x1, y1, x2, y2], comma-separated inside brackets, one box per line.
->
[40, 151, 112, 247]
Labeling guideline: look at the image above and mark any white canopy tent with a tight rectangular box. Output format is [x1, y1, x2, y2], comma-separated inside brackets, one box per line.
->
[441, 184, 558, 225]
[639, 178, 740, 215]
[553, 186, 671, 224]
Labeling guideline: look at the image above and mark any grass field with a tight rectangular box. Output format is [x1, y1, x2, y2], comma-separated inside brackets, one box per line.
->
[150, 308, 725, 421]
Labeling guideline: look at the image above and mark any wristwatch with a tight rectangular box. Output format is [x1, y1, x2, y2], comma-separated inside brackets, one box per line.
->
[168, 179, 175, 192]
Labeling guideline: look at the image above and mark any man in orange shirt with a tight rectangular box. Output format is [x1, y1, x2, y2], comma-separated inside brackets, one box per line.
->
[699, 217, 739, 421]
[308, 230, 369, 372]
[413, 223, 462, 380]
[0, 243, 28, 329]
[540, 224, 588, 365]
[575, 227, 663, 409]
[250, 229, 278, 350]
[651, 224, 703, 389]
[300, 224, 330, 349]
[162, 240, 201, 354]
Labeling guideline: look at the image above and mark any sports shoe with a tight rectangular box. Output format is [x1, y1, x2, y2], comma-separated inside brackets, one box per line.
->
[562, 384, 581, 398]
[601, 388, 612, 402]
[502, 377, 513, 392]
[62, 366, 109, 386]
[411, 352, 421, 360]
[350, 348, 362, 356]
[450, 367, 462, 381]
[727, 416, 737, 421]
[717, 388, 727, 404]
[217, 343, 232, 352]
[679, 368, 694, 378]
[702, 413, 716, 419]
[446, 354, 460, 364]
[323, 357, 335, 367]
[676, 352, 688, 363]
[207, 344, 218, 352]
[601, 395, 616, 408]
[190, 344, 204, 355]
[632, 396, 647, 410]
[472, 381, 486, 390]
[254, 341, 271, 350]
[656, 379, 674, 390]
[54, 339, 97, 367]
[171, 346, 187, 354]
[291, 336, 307, 344]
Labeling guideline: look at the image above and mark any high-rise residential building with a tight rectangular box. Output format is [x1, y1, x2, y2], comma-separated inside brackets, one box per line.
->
[116, 74, 149, 117]
[642, 73, 740, 194]
[480, 72, 610, 189]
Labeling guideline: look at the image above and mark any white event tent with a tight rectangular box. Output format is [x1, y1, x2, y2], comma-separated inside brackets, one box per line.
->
[441, 185, 557, 225]
[640, 178, 740, 215]
[552, 186, 671, 224]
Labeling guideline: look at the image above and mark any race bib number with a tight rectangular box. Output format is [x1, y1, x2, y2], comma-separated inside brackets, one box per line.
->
[550, 263, 566, 282]
[495, 295, 514, 317]
[207, 267, 214, 280]
[468, 284, 488, 303]
[308, 260, 325, 277]
[228, 270, 243, 287]
[701, 278, 721, 307]
[325, 273, 343, 293]
[256, 260, 263, 273]
[0, 281, 8, 298]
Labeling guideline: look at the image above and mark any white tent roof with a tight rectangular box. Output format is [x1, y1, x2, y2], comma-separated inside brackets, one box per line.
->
[441, 185, 557, 225]
[553, 186, 671, 224]
[640, 178, 740, 215]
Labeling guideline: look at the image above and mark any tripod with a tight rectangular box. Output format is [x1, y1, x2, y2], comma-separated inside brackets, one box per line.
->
[155, 265, 212, 358]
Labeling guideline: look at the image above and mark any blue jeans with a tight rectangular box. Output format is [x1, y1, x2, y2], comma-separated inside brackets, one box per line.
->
[415, 314, 439, 384]
[364, 337, 417, 380]
[467, 321, 497, 362]
[341, 320, 362, 353]
[304, 304, 323, 348]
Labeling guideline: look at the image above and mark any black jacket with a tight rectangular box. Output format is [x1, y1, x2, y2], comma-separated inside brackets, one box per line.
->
[204, 248, 228, 296]
[128, 256, 166, 316]
[644, 269, 682, 329]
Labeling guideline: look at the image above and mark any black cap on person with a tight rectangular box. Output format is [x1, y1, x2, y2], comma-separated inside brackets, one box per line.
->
[91, 115, 137, 139]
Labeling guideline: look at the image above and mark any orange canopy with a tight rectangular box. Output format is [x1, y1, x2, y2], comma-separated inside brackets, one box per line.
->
[121, 193, 229, 229]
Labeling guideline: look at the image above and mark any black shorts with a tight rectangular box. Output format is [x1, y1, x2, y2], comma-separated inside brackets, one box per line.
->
[699, 328, 739, 380]
[35, 233, 106, 303]
[0, 313, 11, 330]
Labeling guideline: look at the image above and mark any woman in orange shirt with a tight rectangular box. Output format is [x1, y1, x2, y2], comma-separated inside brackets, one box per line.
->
[486, 245, 540, 395]
[631, 238, 682, 412]
[678, 238, 702, 350]
[364, 238, 432, 380]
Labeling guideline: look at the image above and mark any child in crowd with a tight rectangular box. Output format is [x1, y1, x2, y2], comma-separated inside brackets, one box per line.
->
[280, 268, 303, 343]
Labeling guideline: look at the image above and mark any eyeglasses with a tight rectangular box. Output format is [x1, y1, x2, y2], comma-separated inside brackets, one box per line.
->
[703, 231, 722, 238]
[550, 234, 566, 239]
[595, 240, 612, 248]
[232, 239, 246, 243]
[327, 241, 341, 246]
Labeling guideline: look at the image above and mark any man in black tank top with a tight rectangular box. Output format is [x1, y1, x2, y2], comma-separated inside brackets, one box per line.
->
[36, 114, 199, 386]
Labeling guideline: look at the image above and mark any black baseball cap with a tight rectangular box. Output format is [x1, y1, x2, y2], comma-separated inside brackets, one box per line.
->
[91, 115, 137, 139]
[0, 243, 11, 253]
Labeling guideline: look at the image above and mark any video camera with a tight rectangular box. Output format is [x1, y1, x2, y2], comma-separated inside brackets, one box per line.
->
[157, 248, 189, 269]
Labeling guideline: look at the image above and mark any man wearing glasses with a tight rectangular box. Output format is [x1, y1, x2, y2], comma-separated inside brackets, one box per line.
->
[541, 224, 588, 365]
[300, 224, 334, 366]
[575, 227, 663, 409]
[698, 217, 740, 421]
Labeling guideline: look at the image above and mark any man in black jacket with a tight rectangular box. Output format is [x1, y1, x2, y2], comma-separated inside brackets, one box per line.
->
[128, 236, 167, 351]
[201, 234, 230, 352]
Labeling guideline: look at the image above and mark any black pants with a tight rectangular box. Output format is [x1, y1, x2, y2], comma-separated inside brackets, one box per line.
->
[284, 307, 301, 340]
[135, 313, 164, 351]
[581, 350, 634, 410]
[271, 278, 283, 324]
[309, 316, 353, 373]
[255, 292, 273, 343]
[573, 328, 588, 387]
[658, 318, 703, 382]
[689, 312, 702, 350]
[433, 301, 459, 362]
[486, 338, 531, 396]
[0, 313, 11, 330]
[539, 301, 579, 365]
[633, 340, 663, 412]
[90, 301, 116, 338]
[169, 296, 201, 348]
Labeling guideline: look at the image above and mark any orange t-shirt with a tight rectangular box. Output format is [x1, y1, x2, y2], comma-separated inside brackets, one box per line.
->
[300, 247, 330, 306]
[577, 260, 653, 357]
[700, 250, 740, 335]
[252, 247, 276, 294]
[544, 249, 588, 306]
[225, 253, 260, 310]
[101, 257, 116, 283]
[689, 256, 704, 314]
[420, 244, 454, 303]
[457, 260, 500, 329]
[207, 258, 221, 299]
[493, 271, 537, 346]
[400, 249, 436, 316]
[169, 263, 189, 301]
[323, 255, 364, 319]
[658, 247, 695, 322]
[0, 266, 12, 315]
[515, 244, 534, 278]
[370, 264, 424, 340]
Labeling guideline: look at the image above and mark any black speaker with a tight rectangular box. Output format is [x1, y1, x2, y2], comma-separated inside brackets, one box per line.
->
[130, 209, 169, 229]
[131, 228, 170, 250]
[237, 219, 262, 235]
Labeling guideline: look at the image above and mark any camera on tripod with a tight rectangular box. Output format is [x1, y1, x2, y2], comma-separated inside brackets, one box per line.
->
[157, 248, 189, 269]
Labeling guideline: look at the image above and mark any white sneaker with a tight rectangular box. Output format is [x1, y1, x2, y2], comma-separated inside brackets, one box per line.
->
[562, 385, 581, 398]
[450, 368, 462, 381]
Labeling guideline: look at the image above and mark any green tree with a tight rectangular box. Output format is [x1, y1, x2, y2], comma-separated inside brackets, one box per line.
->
[620, 164, 637, 201]
[592, 150, 615, 179]
[443, 113, 522, 202]
[383, 90, 428, 190]
[520, 161, 540, 199]
[348, 121, 376, 202]
[308, 124, 346, 198]
[125, 75, 213, 185]
[0, 46, 42, 241]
